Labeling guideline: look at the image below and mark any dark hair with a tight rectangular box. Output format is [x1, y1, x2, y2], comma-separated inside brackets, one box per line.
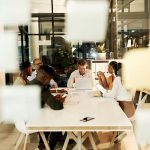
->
[42, 55, 50, 65]
[21, 61, 31, 71]
[109, 61, 122, 76]
[39, 65, 55, 77]
[77, 59, 87, 66]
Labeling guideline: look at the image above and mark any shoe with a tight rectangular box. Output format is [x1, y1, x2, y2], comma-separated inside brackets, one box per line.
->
[38, 143, 46, 150]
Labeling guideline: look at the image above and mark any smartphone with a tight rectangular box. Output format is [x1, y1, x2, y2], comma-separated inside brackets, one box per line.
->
[80, 117, 95, 122]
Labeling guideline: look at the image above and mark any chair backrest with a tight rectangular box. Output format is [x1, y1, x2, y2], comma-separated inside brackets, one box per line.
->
[14, 120, 26, 134]
[137, 94, 148, 107]
[130, 91, 148, 122]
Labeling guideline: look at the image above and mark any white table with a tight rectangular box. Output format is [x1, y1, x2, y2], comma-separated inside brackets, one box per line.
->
[26, 89, 132, 150]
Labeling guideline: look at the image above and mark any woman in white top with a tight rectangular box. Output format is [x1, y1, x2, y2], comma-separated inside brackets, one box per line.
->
[102, 61, 135, 118]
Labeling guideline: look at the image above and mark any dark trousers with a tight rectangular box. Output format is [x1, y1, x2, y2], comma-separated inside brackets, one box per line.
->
[39, 132, 62, 150]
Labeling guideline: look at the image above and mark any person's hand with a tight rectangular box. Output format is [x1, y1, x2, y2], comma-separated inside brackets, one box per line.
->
[54, 94, 66, 103]
[51, 84, 57, 88]
[97, 71, 105, 77]
[60, 89, 68, 94]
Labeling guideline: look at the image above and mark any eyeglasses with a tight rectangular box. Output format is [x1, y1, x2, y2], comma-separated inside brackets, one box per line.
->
[35, 63, 42, 66]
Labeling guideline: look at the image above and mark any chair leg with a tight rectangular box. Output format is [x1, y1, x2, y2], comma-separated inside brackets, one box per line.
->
[23, 134, 28, 150]
[40, 132, 51, 150]
[14, 133, 25, 150]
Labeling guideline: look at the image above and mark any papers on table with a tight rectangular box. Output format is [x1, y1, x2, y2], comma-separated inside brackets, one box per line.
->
[64, 94, 79, 106]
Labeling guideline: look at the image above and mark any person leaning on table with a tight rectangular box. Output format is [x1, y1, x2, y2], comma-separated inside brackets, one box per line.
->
[67, 58, 94, 87]
[101, 62, 135, 119]
[28, 64, 64, 109]
[28, 65, 64, 150]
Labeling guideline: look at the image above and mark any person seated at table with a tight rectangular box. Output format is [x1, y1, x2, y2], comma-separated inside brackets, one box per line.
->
[14, 61, 32, 85]
[27, 58, 58, 88]
[67, 59, 94, 88]
[97, 61, 118, 90]
[102, 61, 135, 118]
[28, 65, 65, 150]
[28, 64, 65, 109]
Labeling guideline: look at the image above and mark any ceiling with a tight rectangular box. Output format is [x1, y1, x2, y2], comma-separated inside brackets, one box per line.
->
[31, 0, 149, 31]
[31, 0, 145, 13]
[31, 0, 66, 13]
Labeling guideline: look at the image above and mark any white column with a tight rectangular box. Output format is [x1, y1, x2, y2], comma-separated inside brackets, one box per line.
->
[43, 45, 47, 55]
[30, 17, 39, 60]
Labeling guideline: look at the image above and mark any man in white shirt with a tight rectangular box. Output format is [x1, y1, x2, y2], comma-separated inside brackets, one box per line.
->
[67, 59, 94, 88]
[28, 58, 58, 88]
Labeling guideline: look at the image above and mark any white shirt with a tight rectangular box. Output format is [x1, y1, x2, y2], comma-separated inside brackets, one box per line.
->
[103, 76, 132, 101]
[27, 70, 58, 88]
[67, 69, 94, 88]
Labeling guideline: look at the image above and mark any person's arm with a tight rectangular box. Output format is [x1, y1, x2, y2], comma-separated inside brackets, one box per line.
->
[67, 71, 75, 88]
[97, 71, 109, 89]
[49, 79, 58, 88]
[103, 77, 119, 99]
[42, 91, 63, 110]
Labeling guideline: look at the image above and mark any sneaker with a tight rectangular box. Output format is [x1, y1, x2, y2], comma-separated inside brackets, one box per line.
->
[38, 143, 46, 150]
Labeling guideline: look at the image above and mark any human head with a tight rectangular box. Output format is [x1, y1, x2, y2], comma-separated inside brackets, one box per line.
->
[77, 59, 87, 76]
[42, 55, 50, 65]
[33, 58, 43, 71]
[36, 65, 55, 85]
[108, 61, 122, 76]
[21, 61, 32, 76]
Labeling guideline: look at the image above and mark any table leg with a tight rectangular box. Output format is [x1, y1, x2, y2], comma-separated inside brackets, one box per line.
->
[62, 132, 78, 150]
[62, 132, 70, 150]
[88, 132, 97, 150]
[77, 132, 82, 150]
[40, 132, 51, 150]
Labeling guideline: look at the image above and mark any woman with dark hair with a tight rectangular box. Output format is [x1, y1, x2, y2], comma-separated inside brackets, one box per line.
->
[97, 61, 119, 90]
[100, 61, 135, 118]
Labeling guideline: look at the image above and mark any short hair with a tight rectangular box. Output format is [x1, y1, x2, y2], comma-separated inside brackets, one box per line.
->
[77, 59, 87, 66]
[33, 58, 42, 65]
[21, 61, 31, 71]
[38, 65, 55, 77]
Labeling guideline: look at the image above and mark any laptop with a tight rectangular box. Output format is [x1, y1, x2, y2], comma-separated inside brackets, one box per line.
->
[75, 77, 94, 90]
[96, 83, 106, 94]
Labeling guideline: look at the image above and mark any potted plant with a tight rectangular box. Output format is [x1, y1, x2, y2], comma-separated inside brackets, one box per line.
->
[97, 43, 106, 60]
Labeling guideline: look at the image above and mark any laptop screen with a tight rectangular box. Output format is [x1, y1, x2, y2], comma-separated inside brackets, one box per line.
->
[75, 77, 94, 90]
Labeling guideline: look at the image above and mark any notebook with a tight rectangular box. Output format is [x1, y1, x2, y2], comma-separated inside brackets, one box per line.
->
[75, 77, 94, 90]
[96, 83, 106, 94]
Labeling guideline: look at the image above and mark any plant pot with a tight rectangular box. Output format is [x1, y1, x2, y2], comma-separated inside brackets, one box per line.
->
[96, 52, 106, 60]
